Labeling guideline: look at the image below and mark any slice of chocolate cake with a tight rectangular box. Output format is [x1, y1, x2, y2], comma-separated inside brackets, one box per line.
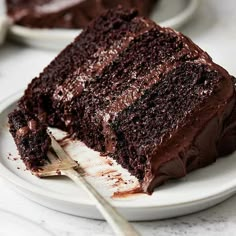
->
[6, 0, 158, 29]
[8, 8, 236, 194]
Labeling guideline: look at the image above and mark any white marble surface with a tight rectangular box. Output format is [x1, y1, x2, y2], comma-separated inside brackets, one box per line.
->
[0, 0, 236, 235]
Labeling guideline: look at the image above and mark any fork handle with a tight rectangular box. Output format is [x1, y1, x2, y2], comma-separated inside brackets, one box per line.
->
[62, 168, 140, 236]
[0, 16, 11, 45]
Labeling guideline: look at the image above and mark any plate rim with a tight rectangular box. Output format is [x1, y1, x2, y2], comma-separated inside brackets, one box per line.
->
[156, 0, 199, 28]
[8, 0, 199, 41]
[1, 91, 236, 210]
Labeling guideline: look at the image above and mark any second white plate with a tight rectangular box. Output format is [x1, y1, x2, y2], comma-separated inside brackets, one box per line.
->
[1, 0, 198, 50]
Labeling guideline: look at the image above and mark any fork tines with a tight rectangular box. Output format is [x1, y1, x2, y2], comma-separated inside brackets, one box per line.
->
[34, 132, 77, 177]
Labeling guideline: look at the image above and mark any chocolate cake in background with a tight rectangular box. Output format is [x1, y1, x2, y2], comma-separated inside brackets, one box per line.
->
[8, 8, 236, 193]
[6, 0, 158, 28]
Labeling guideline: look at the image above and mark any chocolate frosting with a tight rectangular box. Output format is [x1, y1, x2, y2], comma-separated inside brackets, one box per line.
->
[16, 126, 30, 137]
[28, 119, 38, 131]
[142, 77, 235, 193]
[16, 119, 39, 138]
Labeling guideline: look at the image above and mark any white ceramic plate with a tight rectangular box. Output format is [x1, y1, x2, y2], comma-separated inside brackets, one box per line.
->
[0, 0, 199, 50]
[0, 209, 53, 236]
[0, 91, 236, 221]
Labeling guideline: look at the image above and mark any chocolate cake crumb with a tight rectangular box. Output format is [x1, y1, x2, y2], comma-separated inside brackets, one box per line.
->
[8, 110, 51, 170]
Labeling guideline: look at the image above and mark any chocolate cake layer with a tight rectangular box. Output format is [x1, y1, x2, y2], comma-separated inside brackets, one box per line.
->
[19, 9, 155, 127]
[6, 0, 158, 28]
[8, 8, 236, 193]
[74, 27, 200, 151]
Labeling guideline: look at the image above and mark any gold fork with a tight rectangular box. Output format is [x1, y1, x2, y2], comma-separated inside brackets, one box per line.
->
[34, 132, 140, 236]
